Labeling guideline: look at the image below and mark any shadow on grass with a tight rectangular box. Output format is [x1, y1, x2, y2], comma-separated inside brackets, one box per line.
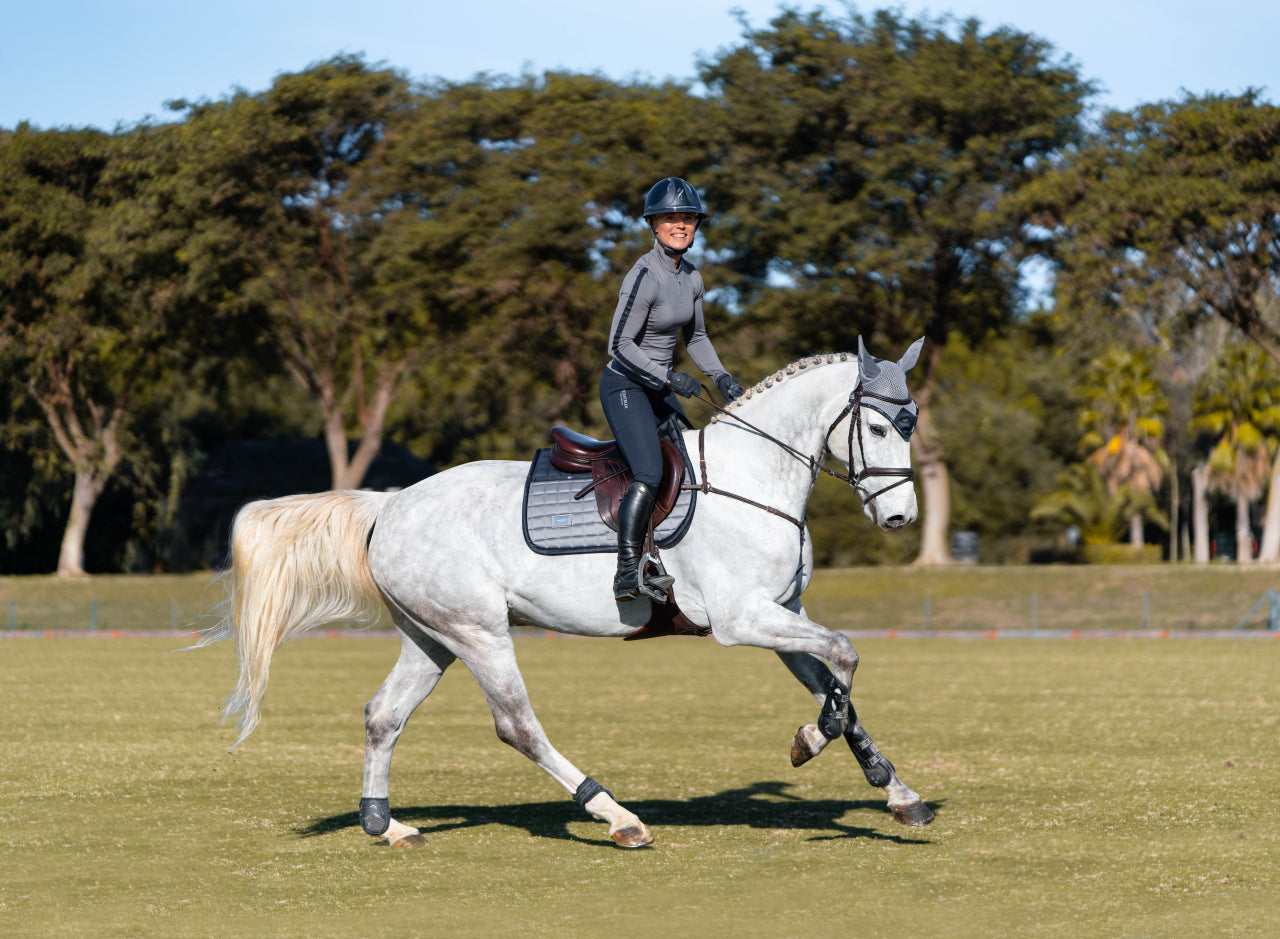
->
[295, 779, 942, 846]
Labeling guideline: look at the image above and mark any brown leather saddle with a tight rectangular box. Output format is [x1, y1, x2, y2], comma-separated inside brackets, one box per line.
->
[547, 425, 709, 642]
[549, 426, 686, 531]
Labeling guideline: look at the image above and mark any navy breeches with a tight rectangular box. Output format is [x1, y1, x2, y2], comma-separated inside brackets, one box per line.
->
[599, 366, 684, 489]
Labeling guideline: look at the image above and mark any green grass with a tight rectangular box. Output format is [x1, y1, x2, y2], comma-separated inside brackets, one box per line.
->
[803, 564, 1280, 632]
[1, 633, 1276, 937]
[2, 564, 1277, 634]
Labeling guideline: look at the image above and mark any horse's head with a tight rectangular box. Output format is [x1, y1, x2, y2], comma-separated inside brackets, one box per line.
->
[825, 337, 924, 530]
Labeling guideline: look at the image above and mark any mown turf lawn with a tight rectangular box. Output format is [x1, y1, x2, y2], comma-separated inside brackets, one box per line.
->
[1, 634, 1275, 937]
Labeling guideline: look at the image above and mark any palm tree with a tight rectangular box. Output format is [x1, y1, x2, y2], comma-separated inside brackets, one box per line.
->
[1192, 343, 1280, 563]
[1078, 347, 1169, 549]
[1031, 462, 1166, 550]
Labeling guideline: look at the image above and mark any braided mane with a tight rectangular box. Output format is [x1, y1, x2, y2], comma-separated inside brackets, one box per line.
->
[710, 352, 854, 424]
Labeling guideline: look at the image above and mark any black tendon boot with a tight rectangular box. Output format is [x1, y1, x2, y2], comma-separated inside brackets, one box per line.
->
[613, 481, 656, 600]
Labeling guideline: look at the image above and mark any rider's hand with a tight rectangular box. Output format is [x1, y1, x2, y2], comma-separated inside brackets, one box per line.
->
[716, 373, 745, 402]
[667, 371, 700, 398]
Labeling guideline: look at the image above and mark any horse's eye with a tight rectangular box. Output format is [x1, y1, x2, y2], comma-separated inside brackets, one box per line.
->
[870, 424, 888, 438]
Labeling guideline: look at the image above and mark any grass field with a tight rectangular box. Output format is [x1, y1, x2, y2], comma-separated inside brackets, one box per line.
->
[2, 628, 1276, 937]
[3, 563, 1280, 634]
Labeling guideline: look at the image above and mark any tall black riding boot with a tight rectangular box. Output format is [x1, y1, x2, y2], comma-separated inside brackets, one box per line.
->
[613, 481, 656, 601]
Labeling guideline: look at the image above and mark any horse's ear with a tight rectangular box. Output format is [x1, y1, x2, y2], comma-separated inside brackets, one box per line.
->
[857, 335, 873, 370]
[898, 337, 925, 374]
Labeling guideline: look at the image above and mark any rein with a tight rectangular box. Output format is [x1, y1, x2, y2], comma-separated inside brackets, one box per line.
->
[684, 381, 916, 530]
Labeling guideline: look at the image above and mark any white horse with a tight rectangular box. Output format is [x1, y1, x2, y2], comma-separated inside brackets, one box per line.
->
[203, 339, 935, 848]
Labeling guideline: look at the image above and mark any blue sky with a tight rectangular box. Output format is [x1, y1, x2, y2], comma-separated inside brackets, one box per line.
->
[3, 0, 1277, 131]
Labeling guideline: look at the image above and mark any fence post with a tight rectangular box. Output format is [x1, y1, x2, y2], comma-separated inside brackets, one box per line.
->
[90, 598, 97, 633]
[9, 599, 14, 631]
[923, 595, 932, 631]
[1234, 590, 1278, 630]
[1142, 590, 1150, 630]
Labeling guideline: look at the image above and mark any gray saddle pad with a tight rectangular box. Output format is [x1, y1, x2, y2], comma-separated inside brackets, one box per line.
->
[521, 448, 697, 556]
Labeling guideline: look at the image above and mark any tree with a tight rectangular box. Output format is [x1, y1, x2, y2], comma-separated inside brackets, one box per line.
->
[173, 57, 427, 490]
[929, 324, 1076, 560]
[1031, 462, 1164, 548]
[0, 124, 200, 575]
[1023, 91, 1280, 556]
[1191, 343, 1280, 563]
[1077, 347, 1169, 549]
[698, 7, 1094, 563]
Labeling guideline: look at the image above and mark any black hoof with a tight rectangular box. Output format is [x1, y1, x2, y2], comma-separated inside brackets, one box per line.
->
[360, 797, 391, 836]
[891, 801, 935, 826]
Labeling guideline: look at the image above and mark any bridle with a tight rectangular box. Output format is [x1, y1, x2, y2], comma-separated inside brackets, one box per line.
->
[686, 378, 916, 531]
[826, 382, 917, 504]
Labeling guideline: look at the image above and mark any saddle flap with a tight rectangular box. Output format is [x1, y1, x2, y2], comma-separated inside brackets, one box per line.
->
[593, 438, 685, 530]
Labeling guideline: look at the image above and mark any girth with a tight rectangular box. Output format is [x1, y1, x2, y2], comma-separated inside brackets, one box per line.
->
[549, 426, 685, 530]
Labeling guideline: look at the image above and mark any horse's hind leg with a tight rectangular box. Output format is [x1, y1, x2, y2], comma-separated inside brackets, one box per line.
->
[361, 629, 457, 847]
[776, 649, 934, 827]
[458, 629, 653, 848]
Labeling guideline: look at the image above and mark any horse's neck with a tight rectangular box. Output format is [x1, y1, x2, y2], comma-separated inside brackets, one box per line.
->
[693, 361, 857, 511]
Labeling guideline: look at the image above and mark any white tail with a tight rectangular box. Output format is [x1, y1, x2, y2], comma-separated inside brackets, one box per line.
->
[200, 490, 388, 749]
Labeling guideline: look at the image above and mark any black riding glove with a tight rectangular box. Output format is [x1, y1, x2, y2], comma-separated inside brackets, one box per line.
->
[667, 370, 700, 398]
[716, 373, 745, 402]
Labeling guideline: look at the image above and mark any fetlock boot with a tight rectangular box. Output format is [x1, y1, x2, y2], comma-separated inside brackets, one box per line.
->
[613, 481, 656, 601]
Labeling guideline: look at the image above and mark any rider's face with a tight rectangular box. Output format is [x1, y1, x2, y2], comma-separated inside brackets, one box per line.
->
[652, 213, 698, 252]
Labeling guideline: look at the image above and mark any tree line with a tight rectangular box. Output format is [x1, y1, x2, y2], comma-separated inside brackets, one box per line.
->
[2, 7, 1278, 576]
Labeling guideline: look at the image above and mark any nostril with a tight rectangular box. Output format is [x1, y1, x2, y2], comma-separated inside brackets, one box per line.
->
[884, 515, 905, 529]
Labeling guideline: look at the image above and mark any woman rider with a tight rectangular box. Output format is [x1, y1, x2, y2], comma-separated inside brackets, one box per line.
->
[600, 177, 744, 600]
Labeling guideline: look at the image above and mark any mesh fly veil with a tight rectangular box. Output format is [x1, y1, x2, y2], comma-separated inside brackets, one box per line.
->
[856, 336, 921, 440]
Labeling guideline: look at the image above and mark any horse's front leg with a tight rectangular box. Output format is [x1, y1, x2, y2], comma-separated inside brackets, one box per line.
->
[776, 646, 934, 826]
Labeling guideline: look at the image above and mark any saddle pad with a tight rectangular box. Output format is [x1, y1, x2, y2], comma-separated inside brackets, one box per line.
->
[522, 447, 696, 556]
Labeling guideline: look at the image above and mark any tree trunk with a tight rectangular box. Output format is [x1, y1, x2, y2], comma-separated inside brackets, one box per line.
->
[1256, 449, 1280, 562]
[912, 441, 951, 565]
[57, 471, 102, 577]
[1192, 462, 1210, 563]
[1129, 512, 1145, 550]
[1236, 493, 1254, 563]
[910, 370, 951, 566]
[324, 409, 354, 490]
[1168, 459, 1178, 562]
[324, 370, 401, 491]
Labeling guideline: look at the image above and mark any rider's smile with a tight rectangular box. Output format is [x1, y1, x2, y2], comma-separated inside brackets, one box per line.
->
[653, 213, 697, 256]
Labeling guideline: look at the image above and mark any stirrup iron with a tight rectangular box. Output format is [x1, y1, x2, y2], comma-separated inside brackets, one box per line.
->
[637, 551, 674, 603]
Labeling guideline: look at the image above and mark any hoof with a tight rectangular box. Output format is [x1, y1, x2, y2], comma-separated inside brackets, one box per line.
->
[790, 725, 817, 767]
[791, 724, 829, 767]
[890, 801, 935, 826]
[389, 832, 429, 848]
[611, 824, 654, 848]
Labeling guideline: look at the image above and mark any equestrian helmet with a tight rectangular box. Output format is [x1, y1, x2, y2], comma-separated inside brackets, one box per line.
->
[642, 177, 707, 224]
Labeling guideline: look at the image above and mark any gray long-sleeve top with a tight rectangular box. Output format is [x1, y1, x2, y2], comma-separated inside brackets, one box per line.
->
[606, 243, 728, 391]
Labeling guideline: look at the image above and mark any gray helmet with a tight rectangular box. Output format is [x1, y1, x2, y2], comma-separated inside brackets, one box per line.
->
[642, 177, 707, 223]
